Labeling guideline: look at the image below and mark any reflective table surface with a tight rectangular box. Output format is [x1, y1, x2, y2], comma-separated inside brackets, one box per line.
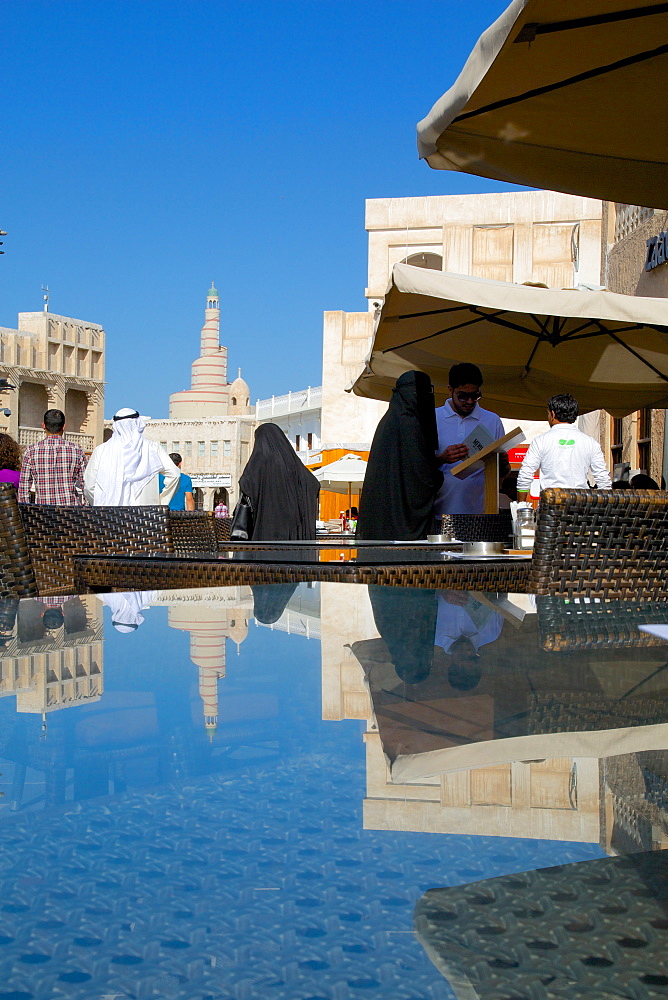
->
[0, 582, 666, 1000]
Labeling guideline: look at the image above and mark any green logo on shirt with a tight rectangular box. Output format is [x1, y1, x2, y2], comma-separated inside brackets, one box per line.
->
[558, 439, 575, 447]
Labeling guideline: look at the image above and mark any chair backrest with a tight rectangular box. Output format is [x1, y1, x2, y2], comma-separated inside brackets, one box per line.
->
[168, 510, 218, 555]
[212, 515, 232, 546]
[19, 503, 174, 595]
[531, 488, 668, 600]
[0, 484, 38, 598]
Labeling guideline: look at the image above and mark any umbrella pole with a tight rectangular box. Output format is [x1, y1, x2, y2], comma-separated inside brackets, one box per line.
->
[348, 482, 352, 515]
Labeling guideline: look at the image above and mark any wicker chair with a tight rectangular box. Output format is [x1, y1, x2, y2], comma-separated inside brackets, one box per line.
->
[19, 502, 175, 596]
[168, 510, 218, 555]
[531, 488, 668, 600]
[0, 484, 38, 598]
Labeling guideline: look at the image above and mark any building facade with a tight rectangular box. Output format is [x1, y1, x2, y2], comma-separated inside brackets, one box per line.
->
[596, 203, 668, 485]
[254, 386, 322, 465]
[319, 191, 604, 513]
[142, 285, 254, 510]
[0, 308, 105, 454]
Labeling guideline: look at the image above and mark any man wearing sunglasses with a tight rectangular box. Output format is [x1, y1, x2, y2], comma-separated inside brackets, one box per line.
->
[434, 363, 505, 517]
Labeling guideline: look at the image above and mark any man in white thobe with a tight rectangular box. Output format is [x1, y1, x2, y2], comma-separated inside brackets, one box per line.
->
[84, 408, 180, 506]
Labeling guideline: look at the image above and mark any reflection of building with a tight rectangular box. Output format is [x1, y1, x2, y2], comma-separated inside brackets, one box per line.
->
[253, 582, 321, 640]
[364, 736, 601, 845]
[319, 588, 668, 853]
[142, 285, 255, 510]
[0, 308, 105, 453]
[156, 587, 253, 736]
[320, 582, 378, 722]
[0, 595, 103, 717]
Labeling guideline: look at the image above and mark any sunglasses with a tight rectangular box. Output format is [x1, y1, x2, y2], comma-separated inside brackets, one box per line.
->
[454, 390, 482, 402]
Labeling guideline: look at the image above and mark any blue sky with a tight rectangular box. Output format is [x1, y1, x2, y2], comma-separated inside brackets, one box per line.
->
[1, 0, 518, 417]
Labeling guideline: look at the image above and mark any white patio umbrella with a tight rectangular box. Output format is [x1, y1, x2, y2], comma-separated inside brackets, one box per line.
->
[314, 453, 367, 511]
[417, 0, 668, 209]
[352, 264, 668, 420]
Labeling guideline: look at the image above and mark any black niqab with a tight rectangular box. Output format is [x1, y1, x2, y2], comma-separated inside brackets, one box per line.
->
[239, 423, 320, 540]
[251, 584, 299, 625]
[356, 371, 443, 540]
[369, 586, 438, 684]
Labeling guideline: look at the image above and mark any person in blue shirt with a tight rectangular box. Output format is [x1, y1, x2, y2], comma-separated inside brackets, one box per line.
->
[159, 452, 195, 511]
[434, 362, 506, 516]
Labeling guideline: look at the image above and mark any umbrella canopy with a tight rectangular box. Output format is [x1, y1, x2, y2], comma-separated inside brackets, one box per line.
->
[417, 0, 668, 209]
[314, 453, 367, 494]
[351, 263, 668, 419]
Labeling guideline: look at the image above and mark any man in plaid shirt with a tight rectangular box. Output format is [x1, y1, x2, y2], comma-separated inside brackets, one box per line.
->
[18, 408, 88, 505]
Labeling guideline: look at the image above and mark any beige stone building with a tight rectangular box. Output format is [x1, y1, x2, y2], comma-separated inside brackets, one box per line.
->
[142, 284, 254, 510]
[595, 203, 668, 485]
[0, 307, 105, 453]
[322, 190, 603, 468]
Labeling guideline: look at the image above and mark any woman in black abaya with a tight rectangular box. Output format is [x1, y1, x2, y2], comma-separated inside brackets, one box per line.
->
[356, 370, 443, 540]
[238, 423, 320, 540]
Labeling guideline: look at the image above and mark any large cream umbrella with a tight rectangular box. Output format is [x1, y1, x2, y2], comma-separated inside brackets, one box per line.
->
[314, 453, 367, 512]
[417, 0, 668, 209]
[351, 263, 668, 419]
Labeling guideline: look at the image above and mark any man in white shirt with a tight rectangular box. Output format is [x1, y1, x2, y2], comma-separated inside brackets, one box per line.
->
[435, 363, 505, 516]
[516, 393, 612, 498]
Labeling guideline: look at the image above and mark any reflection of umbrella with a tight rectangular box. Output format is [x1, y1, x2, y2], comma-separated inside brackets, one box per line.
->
[417, 0, 668, 209]
[352, 264, 668, 419]
[314, 453, 367, 511]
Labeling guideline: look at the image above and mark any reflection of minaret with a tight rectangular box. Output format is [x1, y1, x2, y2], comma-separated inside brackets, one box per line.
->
[169, 283, 230, 418]
[166, 595, 250, 738]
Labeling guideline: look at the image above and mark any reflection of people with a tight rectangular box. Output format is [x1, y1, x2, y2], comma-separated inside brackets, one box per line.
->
[251, 584, 298, 625]
[238, 423, 320, 540]
[84, 409, 180, 506]
[18, 595, 88, 642]
[357, 371, 443, 540]
[517, 394, 611, 497]
[98, 591, 157, 632]
[369, 586, 438, 684]
[435, 364, 505, 517]
[435, 592, 503, 691]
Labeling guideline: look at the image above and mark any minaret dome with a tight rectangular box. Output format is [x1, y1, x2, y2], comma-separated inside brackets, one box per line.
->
[207, 282, 219, 310]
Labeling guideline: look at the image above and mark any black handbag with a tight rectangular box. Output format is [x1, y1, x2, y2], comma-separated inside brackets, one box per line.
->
[230, 492, 254, 540]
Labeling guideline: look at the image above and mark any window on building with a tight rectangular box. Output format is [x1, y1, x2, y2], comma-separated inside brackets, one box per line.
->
[231, 397, 237, 406]
[295, 434, 301, 451]
[610, 418, 623, 470]
[185, 441, 192, 457]
[172, 442, 180, 453]
[307, 432, 313, 449]
[637, 408, 652, 474]
[198, 441, 205, 457]
[160, 441, 167, 449]
[211, 441, 218, 457]
[223, 440, 231, 458]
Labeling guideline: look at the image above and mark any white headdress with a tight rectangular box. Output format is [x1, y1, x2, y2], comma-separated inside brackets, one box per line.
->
[97, 591, 157, 632]
[93, 408, 164, 505]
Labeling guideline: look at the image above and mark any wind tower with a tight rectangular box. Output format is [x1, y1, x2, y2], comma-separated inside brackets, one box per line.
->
[169, 282, 230, 417]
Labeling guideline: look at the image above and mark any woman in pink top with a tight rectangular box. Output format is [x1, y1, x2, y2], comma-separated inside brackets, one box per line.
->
[0, 433, 21, 488]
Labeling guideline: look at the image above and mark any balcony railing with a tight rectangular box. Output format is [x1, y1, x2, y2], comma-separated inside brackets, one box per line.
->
[18, 427, 95, 452]
[615, 204, 655, 243]
[256, 386, 322, 420]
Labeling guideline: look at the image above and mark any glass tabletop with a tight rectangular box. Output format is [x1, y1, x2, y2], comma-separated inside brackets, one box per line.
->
[0, 582, 666, 999]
